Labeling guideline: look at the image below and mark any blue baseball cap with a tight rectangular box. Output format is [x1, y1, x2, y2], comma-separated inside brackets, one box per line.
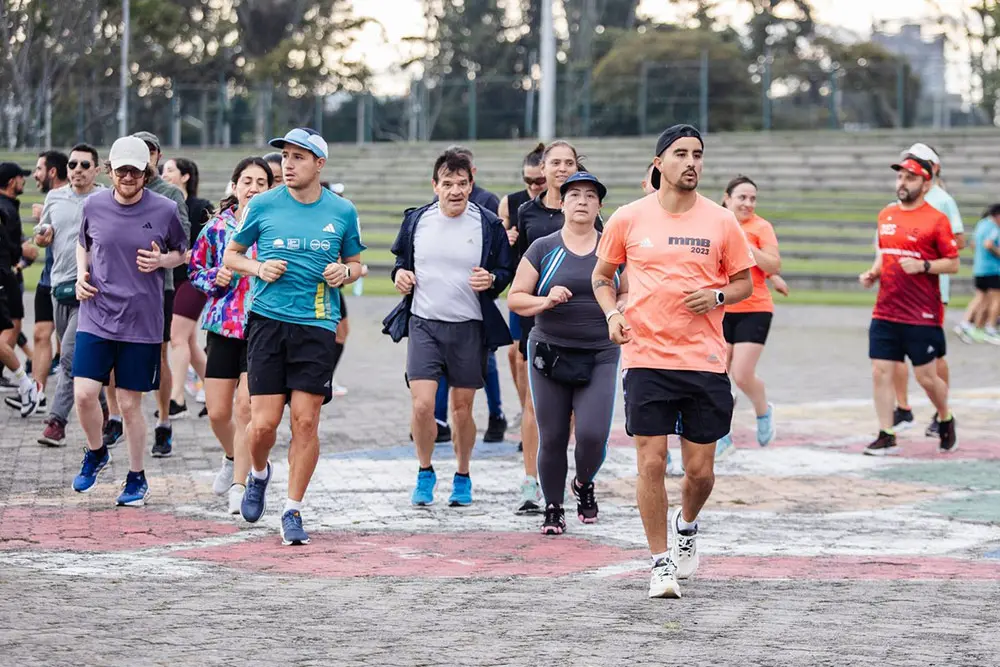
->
[559, 171, 607, 201]
[268, 127, 329, 160]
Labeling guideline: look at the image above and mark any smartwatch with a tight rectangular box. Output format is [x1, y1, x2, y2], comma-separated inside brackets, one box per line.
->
[345, 265, 352, 280]
[923, 260, 931, 274]
[713, 289, 725, 307]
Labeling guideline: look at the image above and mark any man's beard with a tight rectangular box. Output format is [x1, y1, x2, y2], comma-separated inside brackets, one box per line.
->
[898, 187, 920, 204]
[41, 176, 52, 193]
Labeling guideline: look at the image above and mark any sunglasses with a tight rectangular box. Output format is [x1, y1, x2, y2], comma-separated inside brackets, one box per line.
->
[114, 166, 144, 179]
[523, 176, 546, 186]
[68, 160, 92, 170]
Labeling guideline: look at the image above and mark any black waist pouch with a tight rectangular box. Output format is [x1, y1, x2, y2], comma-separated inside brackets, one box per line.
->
[533, 341, 597, 386]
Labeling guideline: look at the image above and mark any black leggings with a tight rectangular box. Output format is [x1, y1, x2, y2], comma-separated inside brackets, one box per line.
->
[529, 341, 620, 505]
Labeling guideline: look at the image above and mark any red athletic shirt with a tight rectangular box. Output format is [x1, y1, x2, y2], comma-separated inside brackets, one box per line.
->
[873, 202, 958, 327]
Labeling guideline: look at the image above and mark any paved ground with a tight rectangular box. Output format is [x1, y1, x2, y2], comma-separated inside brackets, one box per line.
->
[2, 297, 1000, 666]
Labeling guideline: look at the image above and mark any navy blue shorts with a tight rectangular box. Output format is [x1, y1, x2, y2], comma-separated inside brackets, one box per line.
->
[73, 331, 162, 392]
[868, 318, 946, 367]
[508, 308, 522, 341]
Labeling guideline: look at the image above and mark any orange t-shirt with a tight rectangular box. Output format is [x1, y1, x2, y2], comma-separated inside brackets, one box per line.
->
[597, 193, 756, 373]
[726, 214, 778, 314]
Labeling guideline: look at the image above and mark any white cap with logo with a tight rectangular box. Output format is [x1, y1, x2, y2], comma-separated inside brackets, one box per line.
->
[903, 143, 940, 166]
[109, 136, 151, 171]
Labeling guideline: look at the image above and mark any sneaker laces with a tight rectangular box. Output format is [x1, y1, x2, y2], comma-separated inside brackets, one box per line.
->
[574, 479, 596, 510]
[676, 534, 696, 559]
[652, 557, 677, 577]
[80, 449, 103, 475]
[543, 505, 564, 527]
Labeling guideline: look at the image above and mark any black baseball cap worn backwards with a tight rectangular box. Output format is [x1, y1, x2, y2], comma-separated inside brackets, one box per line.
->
[650, 124, 704, 190]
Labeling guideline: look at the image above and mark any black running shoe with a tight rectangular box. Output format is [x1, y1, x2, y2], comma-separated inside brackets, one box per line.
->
[540, 504, 566, 535]
[483, 414, 507, 443]
[152, 425, 173, 458]
[938, 415, 958, 452]
[892, 407, 914, 431]
[572, 478, 599, 524]
[102, 419, 124, 449]
[925, 414, 940, 437]
[863, 430, 897, 456]
[49, 354, 60, 375]
[154, 399, 188, 420]
[435, 422, 452, 443]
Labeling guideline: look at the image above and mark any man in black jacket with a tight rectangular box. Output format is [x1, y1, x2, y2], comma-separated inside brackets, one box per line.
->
[385, 150, 512, 508]
[0, 163, 42, 416]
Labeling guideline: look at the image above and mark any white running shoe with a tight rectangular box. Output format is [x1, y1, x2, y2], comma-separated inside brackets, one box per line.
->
[671, 506, 700, 580]
[228, 483, 245, 514]
[213, 457, 235, 495]
[19, 381, 41, 418]
[648, 557, 682, 599]
[195, 387, 206, 404]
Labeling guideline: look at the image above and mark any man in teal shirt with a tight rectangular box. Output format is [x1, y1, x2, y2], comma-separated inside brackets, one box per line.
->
[224, 127, 365, 546]
[955, 205, 1000, 344]
[891, 143, 966, 436]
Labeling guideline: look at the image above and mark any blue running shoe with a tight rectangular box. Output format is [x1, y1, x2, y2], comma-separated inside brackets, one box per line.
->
[756, 403, 776, 447]
[73, 447, 111, 493]
[241, 462, 272, 523]
[411, 469, 436, 506]
[715, 433, 735, 461]
[280, 510, 311, 546]
[116, 471, 149, 507]
[448, 473, 473, 507]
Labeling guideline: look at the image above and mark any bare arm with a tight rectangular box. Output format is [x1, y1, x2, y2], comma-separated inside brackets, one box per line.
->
[76, 242, 89, 280]
[926, 256, 960, 275]
[591, 258, 620, 316]
[751, 243, 781, 276]
[224, 240, 262, 277]
[506, 259, 550, 317]
[498, 195, 510, 229]
[725, 268, 754, 305]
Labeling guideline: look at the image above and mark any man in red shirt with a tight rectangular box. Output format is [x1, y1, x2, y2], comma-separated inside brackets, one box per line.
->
[859, 155, 960, 455]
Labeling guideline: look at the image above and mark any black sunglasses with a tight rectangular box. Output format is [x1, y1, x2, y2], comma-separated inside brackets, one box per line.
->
[523, 176, 546, 186]
[68, 160, 92, 170]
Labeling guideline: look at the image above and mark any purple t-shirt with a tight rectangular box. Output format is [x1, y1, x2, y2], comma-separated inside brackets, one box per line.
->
[78, 189, 187, 344]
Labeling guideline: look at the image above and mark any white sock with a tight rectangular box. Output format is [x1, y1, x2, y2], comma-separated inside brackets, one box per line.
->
[157, 421, 170, 429]
[986, 327, 998, 335]
[284, 498, 302, 513]
[651, 550, 671, 565]
[13, 367, 32, 391]
[109, 415, 122, 423]
[13, 366, 26, 381]
[677, 515, 699, 533]
[961, 321, 973, 330]
[250, 466, 268, 480]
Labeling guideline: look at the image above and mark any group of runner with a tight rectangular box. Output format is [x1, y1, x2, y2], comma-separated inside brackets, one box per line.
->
[0, 124, 981, 598]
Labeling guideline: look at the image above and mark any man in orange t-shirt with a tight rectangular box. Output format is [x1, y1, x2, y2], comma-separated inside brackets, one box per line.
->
[592, 124, 754, 599]
[859, 155, 959, 456]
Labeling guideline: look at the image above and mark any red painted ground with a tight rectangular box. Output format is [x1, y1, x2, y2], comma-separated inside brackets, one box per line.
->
[175, 531, 647, 577]
[0, 507, 240, 551]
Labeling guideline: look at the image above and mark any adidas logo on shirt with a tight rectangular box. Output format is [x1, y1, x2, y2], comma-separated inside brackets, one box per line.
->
[142, 222, 153, 229]
[639, 237, 654, 248]
[322, 223, 337, 234]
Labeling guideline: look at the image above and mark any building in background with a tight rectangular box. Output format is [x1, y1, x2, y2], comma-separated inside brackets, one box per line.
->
[871, 22, 964, 128]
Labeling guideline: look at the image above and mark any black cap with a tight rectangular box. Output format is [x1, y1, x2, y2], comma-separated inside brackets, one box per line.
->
[560, 171, 607, 201]
[0, 162, 30, 188]
[650, 124, 704, 190]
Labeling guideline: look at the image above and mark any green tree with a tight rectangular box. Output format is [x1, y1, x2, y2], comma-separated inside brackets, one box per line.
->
[591, 27, 760, 134]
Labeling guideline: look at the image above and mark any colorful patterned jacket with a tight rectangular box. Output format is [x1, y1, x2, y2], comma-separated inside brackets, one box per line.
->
[188, 206, 255, 339]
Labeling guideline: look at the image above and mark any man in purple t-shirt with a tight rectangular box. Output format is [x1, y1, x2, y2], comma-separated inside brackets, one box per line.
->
[70, 136, 187, 507]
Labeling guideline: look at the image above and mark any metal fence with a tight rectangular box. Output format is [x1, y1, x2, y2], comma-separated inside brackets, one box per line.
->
[2, 58, 980, 149]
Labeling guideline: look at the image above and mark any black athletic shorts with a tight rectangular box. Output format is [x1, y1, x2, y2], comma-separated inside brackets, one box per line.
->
[246, 313, 335, 403]
[868, 318, 946, 367]
[0, 268, 23, 322]
[34, 285, 53, 324]
[974, 275, 1000, 291]
[623, 368, 734, 445]
[162, 289, 175, 343]
[723, 311, 772, 345]
[205, 332, 248, 380]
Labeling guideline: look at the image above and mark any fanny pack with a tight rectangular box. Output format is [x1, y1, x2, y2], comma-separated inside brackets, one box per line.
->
[53, 281, 78, 306]
[532, 341, 596, 386]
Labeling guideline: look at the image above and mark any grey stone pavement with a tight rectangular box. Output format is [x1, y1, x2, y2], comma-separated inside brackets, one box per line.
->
[2, 296, 1000, 667]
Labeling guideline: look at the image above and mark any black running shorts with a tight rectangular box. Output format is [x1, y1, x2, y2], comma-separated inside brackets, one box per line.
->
[722, 311, 772, 345]
[868, 318, 946, 367]
[246, 313, 335, 402]
[623, 368, 734, 445]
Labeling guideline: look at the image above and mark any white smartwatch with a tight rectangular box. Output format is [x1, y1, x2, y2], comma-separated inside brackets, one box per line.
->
[712, 290, 725, 308]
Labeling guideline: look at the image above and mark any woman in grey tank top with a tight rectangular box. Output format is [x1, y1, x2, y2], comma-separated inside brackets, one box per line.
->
[507, 172, 625, 535]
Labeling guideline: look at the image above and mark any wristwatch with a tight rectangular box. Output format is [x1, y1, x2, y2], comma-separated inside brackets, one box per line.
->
[489, 272, 497, 287]
[713, 289, 725, 307]
[923, 260, 931, 274]
[345, 265, 351, 280]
